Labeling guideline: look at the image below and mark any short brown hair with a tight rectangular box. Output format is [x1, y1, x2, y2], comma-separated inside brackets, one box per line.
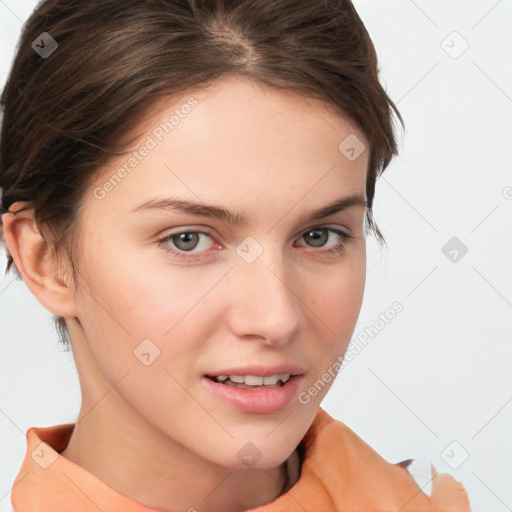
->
[0, 0, 404, 348]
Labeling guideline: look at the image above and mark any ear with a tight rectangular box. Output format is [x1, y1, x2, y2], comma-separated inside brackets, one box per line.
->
[1, 201, 79, 318]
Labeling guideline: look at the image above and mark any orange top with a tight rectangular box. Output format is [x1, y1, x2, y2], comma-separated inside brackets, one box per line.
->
[10, 407, 471, 512]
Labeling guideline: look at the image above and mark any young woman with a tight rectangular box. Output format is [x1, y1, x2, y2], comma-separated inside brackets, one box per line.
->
[1, 0, 471, 510]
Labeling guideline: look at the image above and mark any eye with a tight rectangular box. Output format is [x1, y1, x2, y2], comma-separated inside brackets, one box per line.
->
[157, 229, 215, 261]
[156, 226, 353, 261]
[295, 226, 353, 257]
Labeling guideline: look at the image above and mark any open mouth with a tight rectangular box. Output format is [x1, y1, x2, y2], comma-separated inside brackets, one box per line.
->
[201, 372, 304, 413]
[205, 374, 292, 389]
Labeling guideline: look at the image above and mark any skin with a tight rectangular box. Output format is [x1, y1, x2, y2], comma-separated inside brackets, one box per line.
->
[3, 75, 369, 512]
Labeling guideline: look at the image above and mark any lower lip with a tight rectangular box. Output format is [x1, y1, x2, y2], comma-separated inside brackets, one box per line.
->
[201, 375, 303, 414]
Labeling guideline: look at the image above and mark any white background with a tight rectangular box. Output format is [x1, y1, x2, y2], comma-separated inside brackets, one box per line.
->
[1, 1, 511, 511]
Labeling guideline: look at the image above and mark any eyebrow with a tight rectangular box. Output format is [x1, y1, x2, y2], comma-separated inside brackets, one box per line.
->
[131, 193, 367, 225]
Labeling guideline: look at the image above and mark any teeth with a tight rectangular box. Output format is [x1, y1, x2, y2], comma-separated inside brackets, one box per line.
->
[213, 374, 291, 385]
[244, 375, 264, 385]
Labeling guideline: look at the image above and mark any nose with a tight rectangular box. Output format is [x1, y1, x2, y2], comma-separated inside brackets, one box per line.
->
[226, 243, 303, 345]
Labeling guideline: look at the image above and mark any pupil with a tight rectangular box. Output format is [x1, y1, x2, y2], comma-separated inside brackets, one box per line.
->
[307, 228, 327, 247]
[174, 232, 199, 251]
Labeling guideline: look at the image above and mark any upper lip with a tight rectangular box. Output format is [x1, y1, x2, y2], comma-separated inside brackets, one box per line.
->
[204, 364, 305, 377]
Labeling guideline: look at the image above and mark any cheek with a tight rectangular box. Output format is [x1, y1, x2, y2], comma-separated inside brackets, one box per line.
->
[297, 259, 365, 405]
[76, 244, 226, 360]
[73, 255, 211, 413]
[304, 254, 366, 359]
[309, 253, 365, 321]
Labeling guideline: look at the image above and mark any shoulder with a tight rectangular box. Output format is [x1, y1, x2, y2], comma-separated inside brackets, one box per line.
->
[309, 408, 471, 510]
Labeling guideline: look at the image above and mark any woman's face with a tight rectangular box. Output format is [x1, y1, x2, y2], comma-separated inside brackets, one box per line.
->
[70, 75, 368, 469]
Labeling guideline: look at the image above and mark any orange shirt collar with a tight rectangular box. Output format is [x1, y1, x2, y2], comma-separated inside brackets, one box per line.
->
[11, 407, 431, 512]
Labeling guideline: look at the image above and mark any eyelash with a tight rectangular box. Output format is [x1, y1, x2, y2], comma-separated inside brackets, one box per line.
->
[156, 226, 353, 262]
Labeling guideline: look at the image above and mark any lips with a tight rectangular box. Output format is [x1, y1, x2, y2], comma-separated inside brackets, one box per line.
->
[204, 363, 305, 378]
[201, 373, 304, 414]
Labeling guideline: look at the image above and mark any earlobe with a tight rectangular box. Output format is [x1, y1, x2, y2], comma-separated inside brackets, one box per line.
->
[1, 201, 79, 318]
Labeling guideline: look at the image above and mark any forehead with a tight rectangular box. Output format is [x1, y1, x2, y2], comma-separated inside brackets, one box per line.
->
[86, 76, 369, 217]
